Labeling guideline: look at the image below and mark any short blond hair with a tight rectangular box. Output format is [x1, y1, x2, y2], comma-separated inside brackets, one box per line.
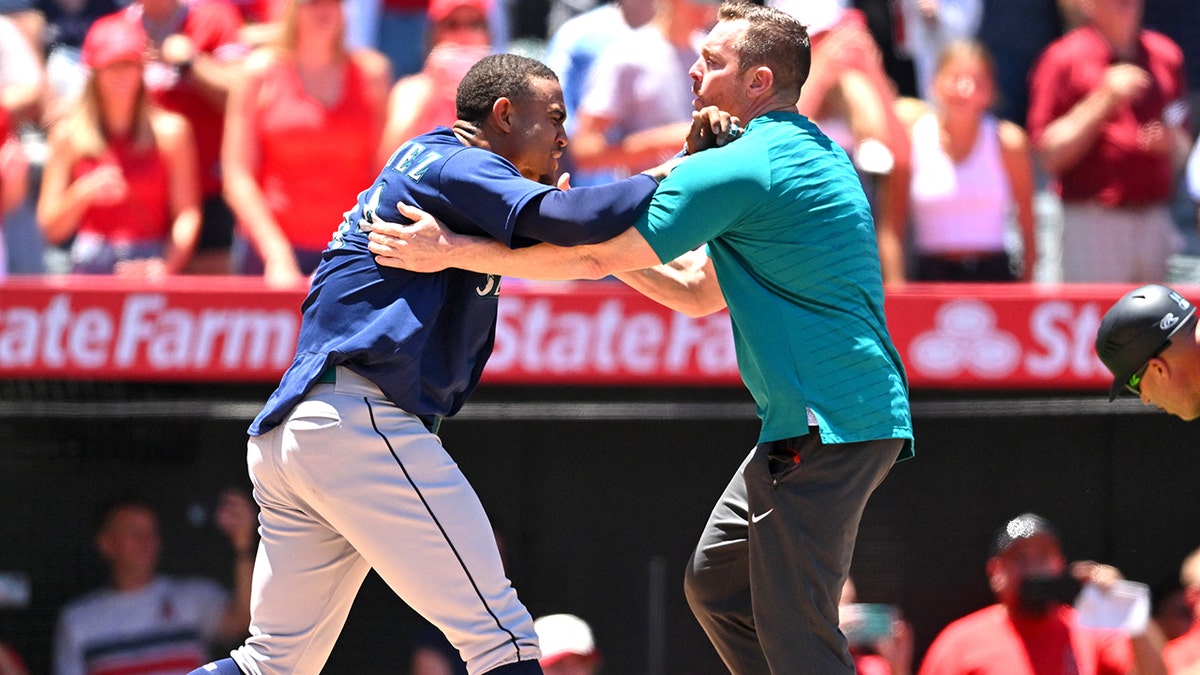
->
[1181, 546, 1200, 588]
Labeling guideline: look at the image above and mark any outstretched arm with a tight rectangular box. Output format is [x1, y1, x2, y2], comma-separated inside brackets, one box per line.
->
[369, 204, 726, 316]
[370, 203, 658, 280]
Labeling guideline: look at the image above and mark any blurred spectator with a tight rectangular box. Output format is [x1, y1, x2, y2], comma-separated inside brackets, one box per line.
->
[542, 0, 654, 186]
[535, 613, 600, 675]
[1058, 0, 1085, 31]
[1188, 136, 1200, 226]
[37, 14, 202, 277]
[546, 0, 600, 38]
[0, 641, 27, 675]
[852, 0, 917, 99]
[566, 0, 717, 180]
[543, 0, 654, 129]
[894, 0, 982, 102]
[222, 0, 390, 287]
[1164, 546, 1200, 673]
[379, 0, 492, 158]
[0, 109, 29, 280]
[840, 576, 914, 675]
[39, 0, 120, 120]
[376, 0, 428, 78]
[976, 0, 1063, 128]
[0, 13, 44, 127]
[896, 40, 1036, 282]
[1027, 0, 1191, 284]
[771, 0, 912, 285]
[123, 0, 247, 275]
[1141, 0, 1200, 136]
[1152, 582, 1191, 645]
[53, 492, 257, 675]
[917, 512, 1167, 675]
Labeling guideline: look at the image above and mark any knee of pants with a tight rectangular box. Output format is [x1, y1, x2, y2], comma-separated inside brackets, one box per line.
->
[683, 556, 728, 617]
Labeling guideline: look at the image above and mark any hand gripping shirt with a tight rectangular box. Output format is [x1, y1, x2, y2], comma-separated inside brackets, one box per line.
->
[635, 111, 913, 454]
[249, 128, 655, 436]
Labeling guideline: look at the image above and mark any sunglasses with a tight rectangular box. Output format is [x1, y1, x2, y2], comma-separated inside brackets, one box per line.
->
[1126, 340, 1171, 395]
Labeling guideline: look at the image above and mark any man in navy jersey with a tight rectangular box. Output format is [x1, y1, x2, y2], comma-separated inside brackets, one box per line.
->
[189, 54, 729, 675]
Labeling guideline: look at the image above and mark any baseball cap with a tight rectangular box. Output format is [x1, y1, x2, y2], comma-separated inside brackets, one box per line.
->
[1095, 284, 1196, 401]
[990, 513, 1060, 558]
[81, 14, 147, 70]
[429, 0, 492, 23]
[534, 614, 599, 667]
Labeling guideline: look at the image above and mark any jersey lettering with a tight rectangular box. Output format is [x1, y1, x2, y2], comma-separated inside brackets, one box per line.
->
[390, 142, 442, 182]
[356, 185, 384, 233]
[475, 274, 501, 297]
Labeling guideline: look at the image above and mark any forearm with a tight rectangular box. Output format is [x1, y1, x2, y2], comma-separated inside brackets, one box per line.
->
[38, 180, 92, 244]
[218, 547, 254, 640]
[1036, 88, 1120, 175]
[186, 53, 234, 108]
[224, 173, 294, 265]
[515, 175, 657, 246]
[163, 208, 202, 274]
[441, 232, 610, 280]
[1130, 623, 1168, 675]
[612, 249, 725, 317]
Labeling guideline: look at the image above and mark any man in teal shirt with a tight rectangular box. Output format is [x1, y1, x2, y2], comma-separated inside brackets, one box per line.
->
[368, 3, 913, 671]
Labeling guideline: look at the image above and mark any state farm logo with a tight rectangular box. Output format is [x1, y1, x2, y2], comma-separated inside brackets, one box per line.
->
[0, 293, 297, 374]
[909, 299, 1021, 378]
[490, 297, 738, 379]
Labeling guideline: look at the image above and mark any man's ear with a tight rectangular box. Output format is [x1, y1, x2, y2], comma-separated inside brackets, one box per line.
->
[746, 65, 775, 100]
[491, 97, 515, 132]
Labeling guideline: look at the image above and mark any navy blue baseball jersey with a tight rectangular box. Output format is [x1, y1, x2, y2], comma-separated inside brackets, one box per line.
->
[249, 127, 656, 436]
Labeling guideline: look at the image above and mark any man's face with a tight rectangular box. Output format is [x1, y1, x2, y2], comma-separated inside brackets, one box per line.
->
[1084, 0, 1143, 31]
[504, 77, 567, 185]
[989, 535, 1066, 610]
[690, 19, 751, 120]
[1137, 355, 1200, 421]
[97, 506, 161, 580]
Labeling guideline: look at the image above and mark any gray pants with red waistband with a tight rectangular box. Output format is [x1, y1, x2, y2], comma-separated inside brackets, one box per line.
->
[684, 431, 902, 674]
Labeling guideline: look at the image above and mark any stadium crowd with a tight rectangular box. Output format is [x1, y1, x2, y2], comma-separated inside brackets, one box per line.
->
[0, 0, 1196, 285]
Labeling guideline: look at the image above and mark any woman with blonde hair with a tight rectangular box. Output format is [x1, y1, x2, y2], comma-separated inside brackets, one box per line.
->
[223, 0, 390, 287]
[898, 39, 1037, 282]
[38, 13, 201, 277]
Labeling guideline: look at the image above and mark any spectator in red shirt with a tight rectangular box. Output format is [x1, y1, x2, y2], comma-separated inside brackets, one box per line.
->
[222, 0, 390, 287]
[37, 14, 202, 277]
[918, 513, 1168, 675]
[123, 0, 248, 274]
[0, 107, 29, 280]
[0, 641, 26, 675]
[1164, 547, 1200, 673]
[380, 0, 492, 161]
[1026, 0, 1191, 283]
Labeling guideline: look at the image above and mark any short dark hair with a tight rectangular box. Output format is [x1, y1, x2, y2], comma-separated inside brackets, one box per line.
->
[94, 495, 156, 533]
[456, 53, 560, 127]
[717, 1, 811, 99]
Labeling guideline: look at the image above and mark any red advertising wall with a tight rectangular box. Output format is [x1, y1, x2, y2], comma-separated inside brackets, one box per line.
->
[0, 276, 1184, 390]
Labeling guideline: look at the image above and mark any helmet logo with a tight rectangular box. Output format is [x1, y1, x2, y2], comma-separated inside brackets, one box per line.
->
[1161, 313, 1181, 331]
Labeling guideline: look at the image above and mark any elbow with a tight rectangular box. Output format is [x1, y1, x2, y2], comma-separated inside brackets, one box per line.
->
[678, 296, 725, 318]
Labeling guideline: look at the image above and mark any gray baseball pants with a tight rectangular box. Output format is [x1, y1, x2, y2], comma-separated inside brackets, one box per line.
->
[230, 366, 539, 675]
